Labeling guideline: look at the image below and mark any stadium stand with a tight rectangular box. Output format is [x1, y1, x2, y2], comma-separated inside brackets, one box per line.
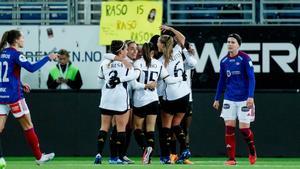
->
[1, 0, 300, 25]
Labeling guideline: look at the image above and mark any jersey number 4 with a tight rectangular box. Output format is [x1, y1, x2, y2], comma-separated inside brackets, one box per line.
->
[0, 61, 9, 82]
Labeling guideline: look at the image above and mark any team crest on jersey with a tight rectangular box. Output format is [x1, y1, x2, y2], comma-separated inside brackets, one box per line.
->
[19, 55, 28, 62]
[226, 70, 231, 77]
[236, 62, 240, 65]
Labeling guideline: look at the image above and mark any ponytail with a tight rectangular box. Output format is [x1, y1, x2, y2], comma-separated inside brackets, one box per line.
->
[0, 30, 22, 51]
[0, 31, 8, 51]
[159, 35, 174, 67]
[142, 42, 155, 68]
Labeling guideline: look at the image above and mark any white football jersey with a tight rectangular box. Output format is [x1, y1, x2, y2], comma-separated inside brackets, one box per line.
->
[162, 45, 191, 101]
[98, 59, 134, 112]
[185, 69, 192, 102]
[133, 58, 169, 107]
[182, 48, 197, 102]
[157, 56, 166, 97]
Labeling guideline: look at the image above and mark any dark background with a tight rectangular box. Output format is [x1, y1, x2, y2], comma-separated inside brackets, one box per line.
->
[176, 26, 300, 89]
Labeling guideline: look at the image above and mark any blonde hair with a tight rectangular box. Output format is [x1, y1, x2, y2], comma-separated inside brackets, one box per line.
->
[159, 35, 174, 67]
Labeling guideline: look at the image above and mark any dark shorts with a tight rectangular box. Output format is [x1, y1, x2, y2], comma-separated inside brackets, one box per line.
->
[133, 101, 159, 118]
[161, 94, 189, 115]
[184, 101, 193, 117]
[100, 108, 128, 116]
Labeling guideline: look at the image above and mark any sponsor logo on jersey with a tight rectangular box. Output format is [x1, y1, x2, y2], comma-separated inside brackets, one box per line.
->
[223, 103, 230, 109]
[231, 71, 241, 75]
[236, 62, 240, 65]
[19, 55, 28, 62]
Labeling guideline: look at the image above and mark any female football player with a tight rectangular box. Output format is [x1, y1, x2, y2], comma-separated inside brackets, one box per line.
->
[213, 33, 257, 165]
[0, 30, 57, 167]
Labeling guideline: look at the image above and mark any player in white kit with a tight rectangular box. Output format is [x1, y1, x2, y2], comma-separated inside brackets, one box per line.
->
[169, 41, 197, 164]
[157, 25, 191, 164]
[94, 40, 154, 164]
[132, 42, 184, 164]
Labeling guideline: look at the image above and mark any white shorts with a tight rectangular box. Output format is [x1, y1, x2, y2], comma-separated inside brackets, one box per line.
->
[0, 99, 30, 118]
[220, 99, 255, 124]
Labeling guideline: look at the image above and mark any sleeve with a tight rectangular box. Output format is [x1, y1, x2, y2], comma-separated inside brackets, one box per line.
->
[159, 65, 169, 79]
[97, 65, 105, 89]
[15, 54, 50, 73]
[129, 80, 145, 90]
[245, 57, 255, 98]
[174, 44, 182, 55]
[164, 76, 183, 84]
[119, 68, 139, 82]
[66, 71, 83, 90]
[104, 53, 116, 60]
[159, 65, 183, 84]
[133, 60, 142, 78]
[47, 73, 59, 89]
[98, 79, 105, 89]
[214, 61, 226, 101]
[183, 49, 197, 70]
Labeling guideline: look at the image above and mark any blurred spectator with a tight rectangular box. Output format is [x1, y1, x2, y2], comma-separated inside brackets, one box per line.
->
[47, 49, 82, 89]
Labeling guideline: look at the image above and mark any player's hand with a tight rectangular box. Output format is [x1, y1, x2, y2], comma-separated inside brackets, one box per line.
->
[48, 53, 58, 60]
[23, 83, 31, 93]
[56, 77, 64, 84]
[145, 81, 157, 90]
[121, 60, 132, 69]
[61, 78, 68, 83]
[160, 25, 172, 33]
[246, 97, 254, 109]
[108, 76, 121, 88]
[213, 100, 220, 110]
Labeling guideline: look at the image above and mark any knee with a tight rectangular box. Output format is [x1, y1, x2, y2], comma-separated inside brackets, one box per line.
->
[225, 120, 236, 127]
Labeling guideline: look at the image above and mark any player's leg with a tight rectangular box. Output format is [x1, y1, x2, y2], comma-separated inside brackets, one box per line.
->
[12, 99, 54, 165]
[170, 95, 191, 164]
[180, 102, 193, 164]
[238, 102, 256, 165]
[95, 111, 113, 164]
[221, 100, 238, 165]
[122, 109, 134, 164]
[144, 114, 157, 164]
[172, 112, 190, 164]
[181, 102, 193, 153]
[115, 111, 130, 163]
[0, 106, 8, 169]
[133, 114, 147, 151]
[160, 111, 173, 164]
[109, 117, 118, 161]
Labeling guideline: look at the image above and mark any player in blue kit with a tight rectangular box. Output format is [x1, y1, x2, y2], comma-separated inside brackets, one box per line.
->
[0, 30, 57, 167]
[213, 33, 257, 165]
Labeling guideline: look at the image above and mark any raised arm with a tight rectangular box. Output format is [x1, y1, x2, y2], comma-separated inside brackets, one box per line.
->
[183, 48, 197, 70]
[161, 25, 185, 47]
[16, 53, 57, 73]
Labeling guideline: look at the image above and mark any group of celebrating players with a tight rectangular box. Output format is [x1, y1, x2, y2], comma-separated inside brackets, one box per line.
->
[95, 25, 257, 165]
[0, 25, 257, 168]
